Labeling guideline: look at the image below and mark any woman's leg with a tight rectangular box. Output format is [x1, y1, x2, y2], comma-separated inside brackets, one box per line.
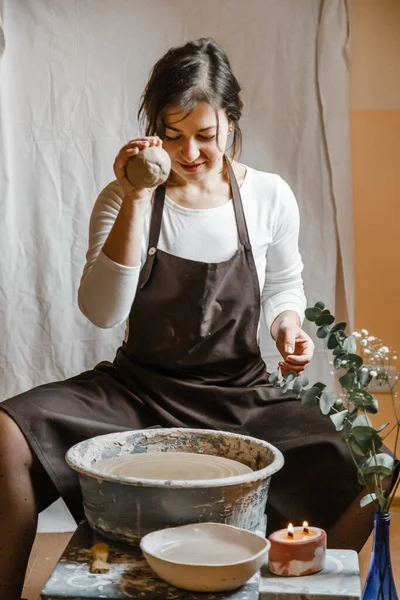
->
[0, 410, 59, 600]
[327, 477, 393, 552]
[326, 486, 375, 551]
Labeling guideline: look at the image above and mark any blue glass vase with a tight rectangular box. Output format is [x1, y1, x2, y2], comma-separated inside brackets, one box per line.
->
[362, 512, 398, 600]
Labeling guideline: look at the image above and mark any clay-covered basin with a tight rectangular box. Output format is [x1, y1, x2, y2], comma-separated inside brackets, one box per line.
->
[66, 428, 284, 545]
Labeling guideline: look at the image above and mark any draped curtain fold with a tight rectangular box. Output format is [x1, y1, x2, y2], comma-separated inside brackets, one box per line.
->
[0, 0, 353, 530]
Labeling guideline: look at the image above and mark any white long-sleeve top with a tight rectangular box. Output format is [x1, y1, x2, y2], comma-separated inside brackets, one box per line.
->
[78, 165, 307, 341]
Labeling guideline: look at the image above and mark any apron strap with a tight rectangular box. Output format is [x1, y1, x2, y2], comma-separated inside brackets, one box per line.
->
[225, 156, 251, 247]
[139, 184, 166, 289]
[148, 184, 166, 249]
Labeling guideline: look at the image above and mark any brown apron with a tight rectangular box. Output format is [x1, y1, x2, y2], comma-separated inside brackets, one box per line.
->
[0, 157, 364, 533]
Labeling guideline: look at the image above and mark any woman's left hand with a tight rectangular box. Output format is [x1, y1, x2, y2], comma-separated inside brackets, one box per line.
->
[275, 322, 315, 376]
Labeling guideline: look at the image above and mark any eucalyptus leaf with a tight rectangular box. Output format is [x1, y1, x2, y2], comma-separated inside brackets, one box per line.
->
[334, 356, 346, 369]
[351, 426, 375, 441]
[337, 330, 348, 340]
[343, 336, 357, 354]
[364, 396, 379, 414]
[357, 368, 372, 387]
[339, 372, 356, 390]
[292, 379, 303, 394]
[315, 301, 325, 310]
[349, 436, 371, 456]
[301, 386, 320, 406]
[364, 453, 395, 471]
[314, 382, 327, 391]
[284, 372, 296, 383]
[296, 373, 309, 387]
[333, 345, 347, 357]
[319, 391, 336, 415]
[330, 322, 347, 333]
[352, 414, 373, 428]
[304, 308, 316, 321]
[268, 371, 281, 385]
[350, 388, 374, 404]
[376, 423, 389, 433]
[347, 354, 363, 369]
[350, 389, 375, 409]
[362, 465, 393, 477]
[317, 326, 330, 339]
[315, 313, 335, 326]
[330, 410, 349, 431]
[360, 493, 377, 508]
[361, 471, 378, 485]
[328, 334, 340, 350]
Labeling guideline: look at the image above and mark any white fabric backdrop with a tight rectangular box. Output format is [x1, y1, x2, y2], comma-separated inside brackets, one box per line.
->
[0, 0, 353, 531]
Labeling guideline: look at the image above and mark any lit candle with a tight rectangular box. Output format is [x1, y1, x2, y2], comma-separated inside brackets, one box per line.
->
[268, 522, 326, 577]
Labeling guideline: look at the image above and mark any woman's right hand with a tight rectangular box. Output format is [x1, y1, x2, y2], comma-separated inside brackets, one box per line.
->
[113, 136, 163, 204]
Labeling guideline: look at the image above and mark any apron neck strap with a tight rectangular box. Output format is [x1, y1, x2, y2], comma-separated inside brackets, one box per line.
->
[148, 184, 166, 250]
[224, 156, 250, 246]
[147, 155, 250, 251]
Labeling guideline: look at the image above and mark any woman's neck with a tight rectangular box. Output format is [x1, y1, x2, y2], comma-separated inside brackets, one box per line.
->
[167, 162, 228, 192]
[165, 161, 245, 210]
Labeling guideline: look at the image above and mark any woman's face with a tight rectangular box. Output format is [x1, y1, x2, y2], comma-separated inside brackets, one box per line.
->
[161, 101, 231, 184]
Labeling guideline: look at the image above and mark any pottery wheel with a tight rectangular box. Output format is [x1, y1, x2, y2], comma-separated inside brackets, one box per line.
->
[94, 452, 252, 480]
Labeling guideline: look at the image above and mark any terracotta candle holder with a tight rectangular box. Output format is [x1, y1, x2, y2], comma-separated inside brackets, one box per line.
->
[268, 522, 326, 577]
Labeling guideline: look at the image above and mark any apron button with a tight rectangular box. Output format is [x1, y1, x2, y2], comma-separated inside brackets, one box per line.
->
[148, 247, 157, 256]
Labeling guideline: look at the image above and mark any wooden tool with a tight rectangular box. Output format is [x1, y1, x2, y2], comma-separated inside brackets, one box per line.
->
[90, 542, 110, 573]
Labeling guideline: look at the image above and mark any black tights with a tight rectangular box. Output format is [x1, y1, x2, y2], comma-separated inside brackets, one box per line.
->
[0, 410, 59, 600]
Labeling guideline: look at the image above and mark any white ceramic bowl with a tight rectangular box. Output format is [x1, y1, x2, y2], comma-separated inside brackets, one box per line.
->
[140, 522, 270, 592]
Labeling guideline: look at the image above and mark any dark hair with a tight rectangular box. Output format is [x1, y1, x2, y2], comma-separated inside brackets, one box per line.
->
[137, 38, 243, 181]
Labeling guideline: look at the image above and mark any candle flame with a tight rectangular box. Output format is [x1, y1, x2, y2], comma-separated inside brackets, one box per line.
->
[287, 523, 294, 538]
[302, 521, 309, 533]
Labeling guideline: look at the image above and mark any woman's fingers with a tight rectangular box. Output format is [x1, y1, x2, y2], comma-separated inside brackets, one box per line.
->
[115, 140, 152, 170]
[279, 358, 310, 373]
[125, 136, 162, 148]
[284, 354, 312, 365]
[118, 137, 163, 163]
[280, 364, 305, 374]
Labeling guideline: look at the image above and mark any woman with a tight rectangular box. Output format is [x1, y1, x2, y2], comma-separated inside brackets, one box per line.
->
[0, 38, 370, 600]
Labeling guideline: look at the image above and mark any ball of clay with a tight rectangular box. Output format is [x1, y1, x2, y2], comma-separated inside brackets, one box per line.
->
[125, 145, 171, 188]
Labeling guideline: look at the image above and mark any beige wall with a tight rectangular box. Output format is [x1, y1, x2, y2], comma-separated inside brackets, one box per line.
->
[349, 0, 400, 486]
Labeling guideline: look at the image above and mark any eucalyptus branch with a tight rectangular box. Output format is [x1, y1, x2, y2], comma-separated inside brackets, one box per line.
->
[382, 419, 400, 441]
[268, 301, 399, 514]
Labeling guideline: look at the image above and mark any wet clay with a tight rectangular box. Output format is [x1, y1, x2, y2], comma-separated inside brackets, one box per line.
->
[125, 146, 171, 188]
[94, 451, 252, 480]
